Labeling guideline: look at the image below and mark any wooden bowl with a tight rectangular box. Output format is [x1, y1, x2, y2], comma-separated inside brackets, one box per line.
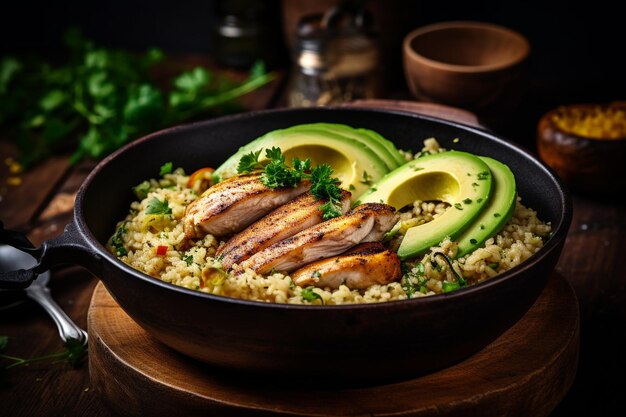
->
[537, 102, 626, 198]
[403, 21, 530, 122]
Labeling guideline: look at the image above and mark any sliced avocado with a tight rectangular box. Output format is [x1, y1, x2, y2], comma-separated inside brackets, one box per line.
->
[288, 123, 401, 171]
[356, 127, 407, 167]
[357, 151, 493, 259]
[455, 157, 517, 257]
[214, 126, 389, 199]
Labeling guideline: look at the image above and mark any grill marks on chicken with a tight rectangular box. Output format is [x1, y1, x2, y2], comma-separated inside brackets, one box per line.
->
[183, 173, 309, 238]
[216, 190, 352, 270]
[234, 203, 398, 275]
[291, 242, 402, 289]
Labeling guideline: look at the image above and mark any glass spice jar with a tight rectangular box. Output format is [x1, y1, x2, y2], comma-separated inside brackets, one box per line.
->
[288, 7, 381, 107]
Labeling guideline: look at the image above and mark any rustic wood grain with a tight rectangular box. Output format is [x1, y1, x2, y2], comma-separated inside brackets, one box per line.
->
[0, 141, 72, 230]
[87, 274, 578, 417]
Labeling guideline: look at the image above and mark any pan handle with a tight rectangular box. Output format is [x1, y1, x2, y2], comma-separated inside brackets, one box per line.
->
[0, 220, 94, 289]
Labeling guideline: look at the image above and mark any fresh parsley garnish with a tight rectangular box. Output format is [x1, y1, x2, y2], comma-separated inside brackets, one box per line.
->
[236, 149, 263, 173]
[159, 161, 173, 176]
[261, 147, 304, 189]
[309, 164, 343, 220]
[477, 171, 490, 180]
[301, 287, 323, 303]
[145, 197, 172, 215]
[237, 147, 343, 220]
[454, 203, 463, 210]
[184, 255, 194, 266]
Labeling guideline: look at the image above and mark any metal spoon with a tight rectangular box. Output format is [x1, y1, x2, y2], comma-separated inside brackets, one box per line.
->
[0, 245, 88, 345]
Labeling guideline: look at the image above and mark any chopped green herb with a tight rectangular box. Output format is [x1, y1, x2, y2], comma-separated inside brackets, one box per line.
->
[494, 212, 501, 218]
[312, 270, 322, 278]
[432, 252, 467, 287]
[159, 162, 173, 176]
[472, 182, 479, 188]
[145, 197, 172, 215]
[467, 173, 471, 176]
[301, 287, 323, 303]
[133, 180, 151, 199]
[463, 198, 472, 204]
[477, 171, 490, 180]
[442, 281, 461, 293]
[111, 222, 128, 256]
[348, 184, 356, 191]
[413, 166, 424, 172]
[360, 171, 373, 185]
[470, 238, 477, 244]
[184, 255, 194, 266]
[480, 224, 485, 230]
[402, 262, 428, 297]
[488, 262, 499, 269]
[477, 198, 484, 203]
[454, 203, 463, 210]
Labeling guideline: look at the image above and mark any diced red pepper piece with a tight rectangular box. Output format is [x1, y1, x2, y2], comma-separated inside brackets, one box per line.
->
[156, 245, 168, 256]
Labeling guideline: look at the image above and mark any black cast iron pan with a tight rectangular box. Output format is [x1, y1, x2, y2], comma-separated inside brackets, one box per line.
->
[0, 107, 572, 383]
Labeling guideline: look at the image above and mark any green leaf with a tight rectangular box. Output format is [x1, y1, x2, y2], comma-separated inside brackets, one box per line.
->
[264, 146, 284, 162]
[301, 287, 323, 303]
[87, 71, 115, 98]
[0, 57, 22, 94]
[133, 181, 151, 199]
[236, 149, 262, 174]
[0, 335, 7, 352]
[159, 162, 173, 176]
[39, 90, 67, 112]
[174, 67, 210, 92]
[111, 222, 128, 256]
[123, 84, 163, 126]
[145, 197, 172, 215]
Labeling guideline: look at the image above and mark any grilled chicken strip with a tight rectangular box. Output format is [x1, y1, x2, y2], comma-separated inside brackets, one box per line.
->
[234, 203, 398, 275]
[217, 190, 352, 270]
[291, 242, 402, 290]
[183, 173, 309, 239]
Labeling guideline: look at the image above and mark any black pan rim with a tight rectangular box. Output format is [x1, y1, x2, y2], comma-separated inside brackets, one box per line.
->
[75, 107, 572, 311]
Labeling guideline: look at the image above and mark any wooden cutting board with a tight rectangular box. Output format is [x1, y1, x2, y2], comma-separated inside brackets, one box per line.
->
[88, 272, 578, 417]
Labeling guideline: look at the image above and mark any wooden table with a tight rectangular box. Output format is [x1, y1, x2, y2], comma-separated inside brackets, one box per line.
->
[0, 93, 624, 416]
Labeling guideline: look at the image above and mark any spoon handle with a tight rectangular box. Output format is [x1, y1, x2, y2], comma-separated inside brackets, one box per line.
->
[25, 283, 88, 345]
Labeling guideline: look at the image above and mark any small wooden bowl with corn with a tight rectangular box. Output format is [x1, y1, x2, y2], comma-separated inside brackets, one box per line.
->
[537, 102, 626, 198]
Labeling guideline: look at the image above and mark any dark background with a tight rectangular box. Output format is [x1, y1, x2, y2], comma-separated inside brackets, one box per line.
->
[2, 0, 623, 86]
[1, 2, 624, 416]
[2, 0, 623, 149]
